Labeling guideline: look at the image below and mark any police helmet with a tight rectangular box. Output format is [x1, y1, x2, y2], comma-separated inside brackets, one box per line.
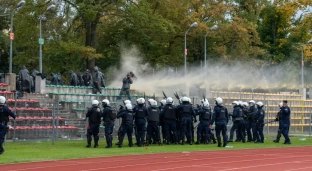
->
[124, 100, 131, 105]
[215, 97, 223, 105]
[137, 98, 145, 104]
[256, 101, 264, 108]
[203, 101, 209, 109]
[232, 101, 239, 106]
[92, 100, 99, 106]
[160, 99, 166, 106]
[125, 103, 133, 110]
[201, 99, 208, 104]
[151, 100, 157, 106]
[188, 98, 192, 104]
[181, 97, 189, 103]
[0, 96, 6, 104]
[278, 102, 283, 108]
[166, 97, 173, 104]
[148, 99, 154, 105]
[243, 102, 249, 107]
[102, 99, 110, 106]
[238, 101, 243, 106]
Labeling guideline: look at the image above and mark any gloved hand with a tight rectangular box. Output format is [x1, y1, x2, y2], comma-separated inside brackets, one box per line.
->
[119, 105, 124, 110]
[275, 118, 278, 121]
[196, 104, 200, 109]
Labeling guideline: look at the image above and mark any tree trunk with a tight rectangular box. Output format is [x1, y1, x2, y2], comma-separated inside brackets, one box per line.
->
[85, 21, 98, 71]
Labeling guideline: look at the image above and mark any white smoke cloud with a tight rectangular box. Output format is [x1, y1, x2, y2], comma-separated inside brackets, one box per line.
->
[108, 46, 300, 96]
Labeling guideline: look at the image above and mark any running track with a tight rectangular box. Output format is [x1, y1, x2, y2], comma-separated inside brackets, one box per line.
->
[1, 146, 312, 171]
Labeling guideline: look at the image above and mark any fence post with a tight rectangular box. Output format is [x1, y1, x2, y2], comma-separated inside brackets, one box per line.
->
[309, 110, 311, 138]
[56, 94, 59, 138]
[52, 99, 55, 145]
[13, 91, 17, 141]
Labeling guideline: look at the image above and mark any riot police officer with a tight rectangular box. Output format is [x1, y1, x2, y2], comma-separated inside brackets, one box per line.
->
[195, 101, 212, 144]
[176, 97, 196, 145]
[0, 96, 16, 154]
[247, 100, 257, 142]
[279, 100, 291, 144]
[146, 100, 161, 146]
[101, 99, 117, 148]
[115, 100, 132, 146]
[159, 99, 166, 143]
[85, 100, 101, 148]
[229, 101, 245, 143]
[253, 101, 265, 143]
[117, 103, 134, 148]
[161, 97, 177, 145]
[133, 98, 149, 147]
[273, 103, 283, 143]
[210, 97, 229, 147]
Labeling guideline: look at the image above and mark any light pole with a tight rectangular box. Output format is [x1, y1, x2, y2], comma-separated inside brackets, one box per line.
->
[9, 0, 26, 73]
[301, 39, 312, 88]
[204, 25, 217, 71]
[39, 4, 56, 73]
[184, 22, 198, 76]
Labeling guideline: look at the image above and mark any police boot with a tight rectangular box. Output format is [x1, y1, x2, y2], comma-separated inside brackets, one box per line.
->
[118, 135, 124, 148]
[94, 135, 99, 148]
[0, 141, 4, 154]
[86, 135, 92, 148]
[212, 137, 217, 144]
[145, 135, 151, 146]
[218, 142, 222, 147]
[273, 139, 279, 143]
[128, 137, 133, 147]
[105, 137, 111, 148]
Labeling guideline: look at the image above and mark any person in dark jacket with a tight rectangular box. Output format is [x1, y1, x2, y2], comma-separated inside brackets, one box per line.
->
[18, 66, 31, 93]
[160, 97, 178, 144]
[101, 99, 116, 148]
[133, 98, 149, 147]
[77, 72, 84, 86]
[117, 73, 133, 100]
[273, 103, 283, 143]
[279, 100, 291, 144]
[82, 69, 92, 86]
[209, 97, 229, 147]
[253, 101, 265, 143]
[117, 103, 134, 148]
[0, 96, 16, 154]
[229, 101, 245, 143]
[85, 100, 101, 148]
[69, 70, 78, 86]
[92, 67, 102, 94]
[247, 100, 257, 142]
[98, 68, 105, 88]
[146, 99, 162, 146]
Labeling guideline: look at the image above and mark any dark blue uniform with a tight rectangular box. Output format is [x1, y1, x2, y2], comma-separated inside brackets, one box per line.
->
[86, 105, 101, 148]
[133, 105, 149, 146]
[196, 108, 212, 144]
[247, 106, 257, 142]
[146, 105, 161, 146]
[252, 107, 265, 143]
[117, 109, 134, 147]
[229, 105, 245, 142]
[102, 105, 117, 148]
[279, 106, 291, 144]
[210, 105, 229, 147]
[0, 105, 15, 154]
[158, 105, 166, 143]
[160, 104, 177, 144]
[176, 103, 196, 145]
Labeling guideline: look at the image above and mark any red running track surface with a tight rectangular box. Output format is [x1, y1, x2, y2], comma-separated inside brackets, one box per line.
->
[1, 146, 312, 171]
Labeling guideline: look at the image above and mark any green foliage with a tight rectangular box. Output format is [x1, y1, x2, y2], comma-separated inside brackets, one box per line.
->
[0, 0, 311, 84]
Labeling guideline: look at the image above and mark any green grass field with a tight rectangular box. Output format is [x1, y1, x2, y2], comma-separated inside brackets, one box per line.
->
[0, 136, 311, 164]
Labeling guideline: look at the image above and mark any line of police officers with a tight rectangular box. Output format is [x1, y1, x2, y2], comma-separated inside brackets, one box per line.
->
[85, 96, 292, 148]
[228, 100, 291, 144]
